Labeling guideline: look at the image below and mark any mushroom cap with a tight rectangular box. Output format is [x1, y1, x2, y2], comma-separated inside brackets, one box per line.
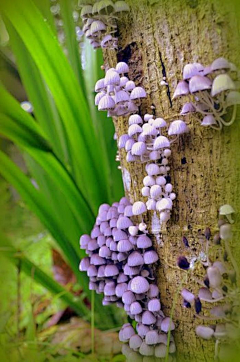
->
[156, 198, 173, 212]
[122, 290, 136, 304]
[117, 239, 133, 252]
[139, 342, 154, 356]
[211, 57, 230, 71]
[87, 265, 98, 277]
[87, 239, 99, 251]
[142, 311, 156, 325]
[146, 199, 156, 211]
[90, 20, 106, 35]
[94, 91, 106, 106]
[145, 330, 160, 345]
[214, 323, 227, 339]
[219, 204, 235, 216]
[156, 176, 166, 186]
[125, 138, 136, 151]
[104, 264, 119, 277]
[137, 323, 150, 337]
[155, 343, 167, 358]
[142, 124, 158, 136]
[114, 90, 130, 104]
[198, 287, 212, 301]
[211, 74, 235, 97]
[150, 185, 162, 198]
[131, 276, 150, 294]
[143, 175, 156, 187]
[113, 229, 128, 241]
[183, 63, 203, 80]
[129, 114, 143, 125]
[153, 136, 170, 150]
[115, 282, 128, 298]
[137, 235, 152, 248]
[132, 201, 147, 215]
[189, 75, 212, 93]
[116, 61, 129, 74]
[145, 163, 160, 176]
[81, 5, 93, 17]
[195, 325, 214, 340]
[161, 317, 175, 333]
[148, 284, 159, 298]
[143, 250, 159, 264]
[129, 334, 143, 350]
[124, 264, 141, 276]
[125, 80, 136, 91]
[168, 120, 189, 136]
[117, 272, 129, 283]
[180, 102, 195, 115]
[181, 288, 195, 303]
[219, 223, 233, 241]
[79, 257, 90, 271]
[201, 115, 217, 126]
[104, 281, 116, 296]
[152, 117, 167, 128]
[114, 1, 130, 13]
[98, 94, 115, 111]
[90, 254, 106, 265]
[130, 87, 147, 100]
[207, 266, 222, 288]
[173, 80, 189, 99]
[148, 298, 161, 312]
[117, 216, 133, 229]
[79, 234, 91, 249]
[130, 301, 143, 315]
[131, 141, 147, 156]
[128, 124, 143, 137]
[121, 325, 135, 341]
[226, 91, 240, 107]
[128, 251, 144, 267]
[97, 265, 106, 278]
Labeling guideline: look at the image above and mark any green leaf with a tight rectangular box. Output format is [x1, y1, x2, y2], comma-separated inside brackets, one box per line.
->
[1, 0, 109, 211]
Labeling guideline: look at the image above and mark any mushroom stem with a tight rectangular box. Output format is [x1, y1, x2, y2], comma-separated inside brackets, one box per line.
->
[220, 104, 237, 127]
[170, 135, 179, 144]
[224, 238, 240, 283]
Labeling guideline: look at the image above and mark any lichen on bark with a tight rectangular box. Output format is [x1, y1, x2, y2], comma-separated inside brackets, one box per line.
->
[102, 0, 240, 360]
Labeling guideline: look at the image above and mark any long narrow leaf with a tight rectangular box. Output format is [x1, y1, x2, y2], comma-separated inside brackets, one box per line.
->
[59, 0, 86, 94]
[0, 113, 96, 228]
[0, 151, 116, 326]
[1, 241, 89, 317]
[1, 0, 109, 210]
[5, 20, 70, 163]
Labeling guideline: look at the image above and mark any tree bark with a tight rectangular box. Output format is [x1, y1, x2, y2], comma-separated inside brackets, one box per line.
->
[103, 0, 240, 361]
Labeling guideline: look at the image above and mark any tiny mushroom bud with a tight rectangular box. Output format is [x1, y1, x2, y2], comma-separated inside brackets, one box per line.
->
[148, 298, 161, 312]
[129, 334, 143, 350]
[181, 288, 195, 304]
[139, 342, 154, 356]
[144, 250, 159, 264]
[142, 311, 157, 325]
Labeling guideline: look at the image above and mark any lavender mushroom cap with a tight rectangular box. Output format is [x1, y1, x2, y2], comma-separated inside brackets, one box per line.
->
[189, 75, 212, 93]
[131, 276, 150, 294]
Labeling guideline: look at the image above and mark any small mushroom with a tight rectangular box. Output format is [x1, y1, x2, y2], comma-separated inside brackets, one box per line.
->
[219, 204, 235, 224]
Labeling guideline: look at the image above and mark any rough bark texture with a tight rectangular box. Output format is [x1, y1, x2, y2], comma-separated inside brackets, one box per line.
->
[103, 0, 240, 361]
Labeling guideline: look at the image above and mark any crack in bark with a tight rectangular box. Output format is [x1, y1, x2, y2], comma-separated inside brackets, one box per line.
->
[159, 50, 173, 108]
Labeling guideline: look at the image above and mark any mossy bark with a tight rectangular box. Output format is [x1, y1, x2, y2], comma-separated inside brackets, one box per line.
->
[103, 0, 240, 361]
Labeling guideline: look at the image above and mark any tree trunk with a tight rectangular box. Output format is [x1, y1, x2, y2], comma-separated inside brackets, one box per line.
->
[103, 0, 240, 360]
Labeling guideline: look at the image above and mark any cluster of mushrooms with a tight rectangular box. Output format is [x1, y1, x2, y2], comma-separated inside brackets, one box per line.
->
[118, 113, 189, 224]
[174, 57, 240, 130]
[95, 62, 146, 116]
[79, 197, 176, 360]
[176, 205, 239, 359]
[80, 1, 130, 49]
